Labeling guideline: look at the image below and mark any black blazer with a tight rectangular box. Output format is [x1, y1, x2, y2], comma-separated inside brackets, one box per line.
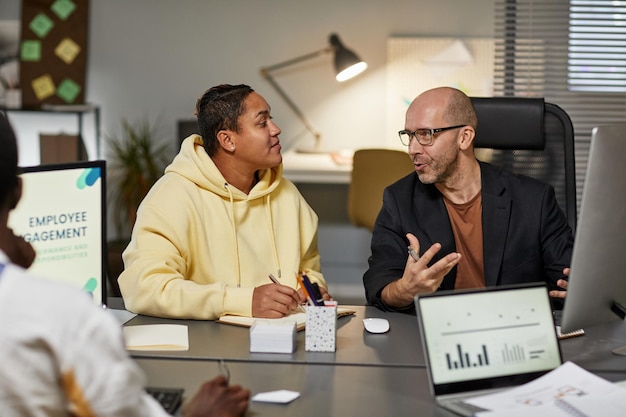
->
[363, 161, 574, 313]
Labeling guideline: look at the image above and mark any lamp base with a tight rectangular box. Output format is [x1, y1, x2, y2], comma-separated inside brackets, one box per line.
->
[292, 148, 354, 166]
[295, 147, 329, 155]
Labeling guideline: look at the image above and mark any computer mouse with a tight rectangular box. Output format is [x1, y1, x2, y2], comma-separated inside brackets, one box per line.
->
[363, 318, 390, 334]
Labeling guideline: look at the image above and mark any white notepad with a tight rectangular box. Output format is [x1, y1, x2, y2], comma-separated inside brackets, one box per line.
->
[249, 321, 297, 353]
[123, 324, 189, 351]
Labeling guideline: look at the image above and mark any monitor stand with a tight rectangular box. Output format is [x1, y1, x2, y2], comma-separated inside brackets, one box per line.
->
[610, 301, 626, 356]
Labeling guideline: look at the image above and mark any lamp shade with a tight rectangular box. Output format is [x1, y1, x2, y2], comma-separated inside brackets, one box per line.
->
[330, 33, 367, 82]
[260, 33, 367, 151]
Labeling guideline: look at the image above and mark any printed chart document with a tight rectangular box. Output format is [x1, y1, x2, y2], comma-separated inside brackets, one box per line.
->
[123, 324, 189, 351]
[217, 307, 356, 331]
[471, 361, 625, 416]
[554, 389, 626, 417]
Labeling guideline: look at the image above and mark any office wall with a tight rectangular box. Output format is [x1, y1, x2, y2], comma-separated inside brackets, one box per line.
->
[1, 0, 495, 302]
[3, 0, 494, 162]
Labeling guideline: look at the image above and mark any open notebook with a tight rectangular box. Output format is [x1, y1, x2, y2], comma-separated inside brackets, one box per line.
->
[415, 283, 562, 417]
[218, 307, 356, 331]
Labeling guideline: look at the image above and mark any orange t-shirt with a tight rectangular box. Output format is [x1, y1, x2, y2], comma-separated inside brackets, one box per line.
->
[443, 192, 485, 289]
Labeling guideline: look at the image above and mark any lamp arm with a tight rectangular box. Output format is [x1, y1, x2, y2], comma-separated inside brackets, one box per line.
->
[260, 69, 321, 146]
[260, 46, 333, 73]
[260, 47, 334, 150]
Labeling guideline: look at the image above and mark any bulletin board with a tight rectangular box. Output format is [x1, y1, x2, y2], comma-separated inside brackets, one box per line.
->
[385, 37, 495, 148]
[19, 0, 89, 108]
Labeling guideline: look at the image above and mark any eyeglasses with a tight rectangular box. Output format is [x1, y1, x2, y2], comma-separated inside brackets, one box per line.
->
[398, 124, 466, 146]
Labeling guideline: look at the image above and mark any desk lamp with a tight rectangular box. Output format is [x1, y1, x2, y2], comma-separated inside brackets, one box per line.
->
[260, 33, 367, 152]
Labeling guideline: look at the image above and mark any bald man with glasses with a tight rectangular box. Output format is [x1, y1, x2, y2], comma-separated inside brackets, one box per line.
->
[363, 87, 573, 314]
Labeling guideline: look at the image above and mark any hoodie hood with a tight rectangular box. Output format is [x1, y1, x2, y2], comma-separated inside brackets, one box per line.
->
[165, 135, 283, 200]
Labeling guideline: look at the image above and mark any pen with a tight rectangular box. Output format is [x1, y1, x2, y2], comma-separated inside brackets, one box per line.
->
[408, 246, 420, 262]
[311, 282, 324, 306]
[269, 274, 306, 312]
[218, 359, 230, 384]
[300, 273, 323, 306]
[268, 273, 280, 285]
[295, 273, 316, 307]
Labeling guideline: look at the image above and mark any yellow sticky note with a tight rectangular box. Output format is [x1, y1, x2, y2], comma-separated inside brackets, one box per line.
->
[31, 74, 56, 101]
[55, 37, 81, 64]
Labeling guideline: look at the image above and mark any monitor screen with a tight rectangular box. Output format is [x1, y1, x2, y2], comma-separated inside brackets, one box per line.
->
[7, 160, 107, 305]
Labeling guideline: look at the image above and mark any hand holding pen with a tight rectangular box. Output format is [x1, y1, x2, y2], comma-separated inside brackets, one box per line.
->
[182, 360, 250, 417]
[270, 274, 306, 313]
[251, 274, 303, 318]
[397, 233, 461, 296]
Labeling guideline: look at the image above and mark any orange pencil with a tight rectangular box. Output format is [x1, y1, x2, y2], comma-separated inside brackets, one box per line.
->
[296, 273, 315, 306]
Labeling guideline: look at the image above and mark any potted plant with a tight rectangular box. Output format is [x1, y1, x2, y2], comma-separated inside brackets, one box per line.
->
[105, 117, 172, 294]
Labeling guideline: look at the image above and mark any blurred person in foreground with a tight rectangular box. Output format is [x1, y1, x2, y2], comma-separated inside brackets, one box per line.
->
[0, 113, 250, 416]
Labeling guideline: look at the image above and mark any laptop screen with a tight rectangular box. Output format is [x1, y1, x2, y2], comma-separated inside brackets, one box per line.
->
[7, 160, 107, 306]
[416, 284, 562, 396]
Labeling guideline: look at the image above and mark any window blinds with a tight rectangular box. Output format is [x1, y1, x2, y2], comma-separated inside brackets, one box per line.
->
[493, 0, 626, 212]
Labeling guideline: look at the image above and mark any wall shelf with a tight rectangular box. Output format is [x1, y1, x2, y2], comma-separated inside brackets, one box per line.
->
[1, 104, 101, 160]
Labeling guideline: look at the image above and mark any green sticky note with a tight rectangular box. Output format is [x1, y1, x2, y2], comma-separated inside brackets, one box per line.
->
[57, 78, 81, 103]
[29, 13, 54, 39]
[21, 40, 42, 62]
[51, 0, 77, 21]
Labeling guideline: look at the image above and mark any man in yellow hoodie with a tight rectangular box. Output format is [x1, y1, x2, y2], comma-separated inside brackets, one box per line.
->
[119, 84, 330, 320]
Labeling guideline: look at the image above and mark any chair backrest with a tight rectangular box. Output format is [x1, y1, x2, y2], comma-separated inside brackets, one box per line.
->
[471, 97, 577, 233]
[348, 148, 415, 231]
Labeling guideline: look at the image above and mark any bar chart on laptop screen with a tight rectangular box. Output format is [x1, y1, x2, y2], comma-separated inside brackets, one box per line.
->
[420, 289, 561, 384]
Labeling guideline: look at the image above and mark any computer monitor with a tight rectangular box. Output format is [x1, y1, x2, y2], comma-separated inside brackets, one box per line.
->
[7, 160, 107, 306]
[560, 124, 626, 333]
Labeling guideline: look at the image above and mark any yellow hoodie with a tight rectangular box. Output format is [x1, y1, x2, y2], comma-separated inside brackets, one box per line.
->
[118, 135, 325, 319]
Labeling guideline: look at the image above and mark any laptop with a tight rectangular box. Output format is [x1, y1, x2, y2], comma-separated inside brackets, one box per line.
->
[146, 387, 184, 415]
[415, 283, 563, 416]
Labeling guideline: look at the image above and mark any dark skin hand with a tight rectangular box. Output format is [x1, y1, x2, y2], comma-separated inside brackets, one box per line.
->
[252, 283, 304, 318]
[252, 281, 333, 318]
[182, 375, 250, 417]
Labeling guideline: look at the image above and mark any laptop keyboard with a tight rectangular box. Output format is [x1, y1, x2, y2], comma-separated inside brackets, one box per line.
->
[146, 387, 184, 415]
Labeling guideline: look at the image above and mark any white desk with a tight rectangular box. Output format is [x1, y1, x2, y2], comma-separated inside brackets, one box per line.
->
[281, 149, 353, 184]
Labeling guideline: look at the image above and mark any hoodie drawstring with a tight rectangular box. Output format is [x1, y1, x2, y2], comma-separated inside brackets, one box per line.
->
[223, 182, 282, 284]
[265, 194, 281, 279]
[223, 183, 241, 287]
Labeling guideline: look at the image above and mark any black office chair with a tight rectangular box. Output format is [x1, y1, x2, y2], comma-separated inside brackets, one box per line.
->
[471, 97, 577, 233]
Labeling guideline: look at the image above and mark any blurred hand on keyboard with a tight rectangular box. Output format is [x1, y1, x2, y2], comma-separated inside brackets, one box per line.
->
[182, 375, 250, 417]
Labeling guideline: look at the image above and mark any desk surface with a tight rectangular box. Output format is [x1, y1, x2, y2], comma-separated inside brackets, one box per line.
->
[281, 149, 352, 183]
[137, 359, 456, 417]
[113, 298, 626, 372]
[119, 297, 626, 416]
[136, 358, 626, 417]
[558, 318, 626, 372]
[124, 305, 426, 368]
